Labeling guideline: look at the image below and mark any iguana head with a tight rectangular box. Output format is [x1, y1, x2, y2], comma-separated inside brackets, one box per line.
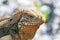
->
[13, 9, 46, 40]
[0, 9, 46, 40]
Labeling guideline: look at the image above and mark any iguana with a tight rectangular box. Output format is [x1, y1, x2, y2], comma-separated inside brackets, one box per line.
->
[0, 9, 45, 40]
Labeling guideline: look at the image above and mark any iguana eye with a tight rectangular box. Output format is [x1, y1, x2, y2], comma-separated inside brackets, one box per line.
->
[28, 15, 34, 19]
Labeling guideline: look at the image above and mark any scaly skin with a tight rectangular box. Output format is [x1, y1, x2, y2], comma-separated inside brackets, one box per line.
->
[0, 9, 46, 40]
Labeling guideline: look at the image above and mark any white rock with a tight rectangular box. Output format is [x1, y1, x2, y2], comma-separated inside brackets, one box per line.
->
[54, 34, 60, 40]
[54, 8, 60, 16]
[53, 0, 60, 8]
[40, 5, 51, 14]
[0, 6, 10, 12]
[33, 34, 52, 40]
[8, 0, 18, 9]
[0, 6, 10, 17]
[52, 23, 59, 33]
[0, 35, 12, 40]
[0, 0, 18, 18]
[17, 0, 34, 6]
[40, 0, 52, 5]
[53, 17, 60, 24]
[0, 6, 16, 18]
[33, 23, 47, 40]
[39, 23, 47, 32]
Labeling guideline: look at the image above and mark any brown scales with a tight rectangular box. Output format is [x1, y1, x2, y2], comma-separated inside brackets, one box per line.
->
[0, 9, 45, 40]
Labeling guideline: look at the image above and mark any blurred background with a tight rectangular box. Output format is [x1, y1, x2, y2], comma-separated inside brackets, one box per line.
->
[0, 0, 60, 40]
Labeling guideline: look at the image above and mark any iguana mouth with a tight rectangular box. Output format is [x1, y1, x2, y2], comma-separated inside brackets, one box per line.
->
[18, 13, 42, 25]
